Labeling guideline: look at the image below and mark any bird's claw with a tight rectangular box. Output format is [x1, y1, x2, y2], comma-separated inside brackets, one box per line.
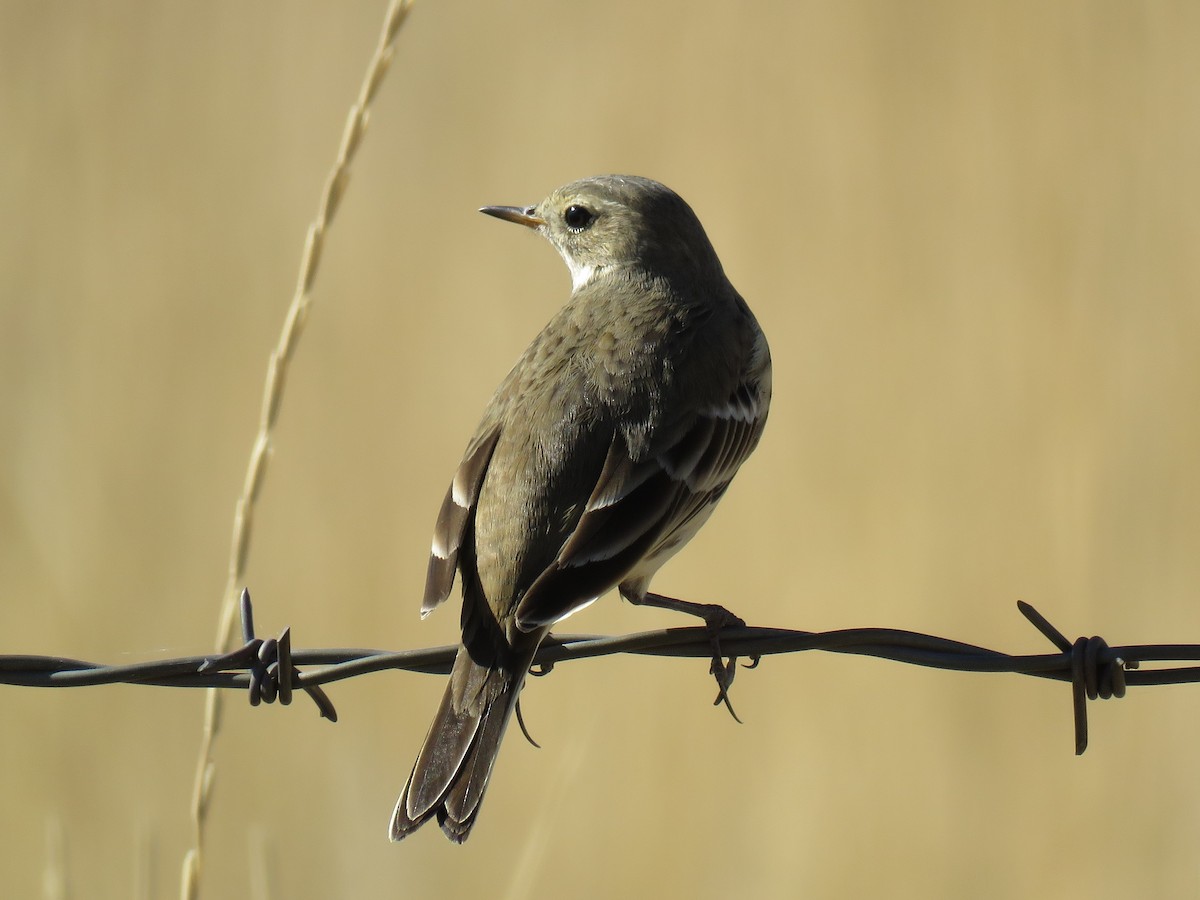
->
[514, 698, 542, 749]
[699, 605, 747, 723]
[710, 655, 743, 723]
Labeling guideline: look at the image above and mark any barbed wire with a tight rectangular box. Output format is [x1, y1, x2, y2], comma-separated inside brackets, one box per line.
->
[5, 589, 1200, 755]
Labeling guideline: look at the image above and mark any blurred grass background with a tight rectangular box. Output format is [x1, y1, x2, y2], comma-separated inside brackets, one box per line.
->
[2, 1, 1199, 897]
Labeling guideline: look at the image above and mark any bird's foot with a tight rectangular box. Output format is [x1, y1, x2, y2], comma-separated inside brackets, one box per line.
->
[629, 591, 756, 722]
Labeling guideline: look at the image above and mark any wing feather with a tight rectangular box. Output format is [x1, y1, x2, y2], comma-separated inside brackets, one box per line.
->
[421, 427, 502, 618]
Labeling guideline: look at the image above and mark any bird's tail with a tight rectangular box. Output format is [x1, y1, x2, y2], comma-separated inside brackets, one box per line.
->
[389, 644, 531, 843]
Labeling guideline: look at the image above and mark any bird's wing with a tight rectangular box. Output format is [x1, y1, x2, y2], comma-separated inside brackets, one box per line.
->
[421, 425, 502, 618]
[513, 378, 768, 630]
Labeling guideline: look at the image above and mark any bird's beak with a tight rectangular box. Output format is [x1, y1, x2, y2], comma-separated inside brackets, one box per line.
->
[480, 205, 544, 229]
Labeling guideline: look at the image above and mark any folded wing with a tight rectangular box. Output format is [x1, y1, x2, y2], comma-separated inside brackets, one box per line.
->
[513, 379, 768, 629]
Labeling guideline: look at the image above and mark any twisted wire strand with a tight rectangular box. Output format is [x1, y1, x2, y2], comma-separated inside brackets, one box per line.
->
[6, 590, 1200, 755]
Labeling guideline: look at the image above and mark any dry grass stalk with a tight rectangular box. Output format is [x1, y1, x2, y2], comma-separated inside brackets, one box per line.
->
[178, 2, 414, 898]
[42, 816, 68, 900]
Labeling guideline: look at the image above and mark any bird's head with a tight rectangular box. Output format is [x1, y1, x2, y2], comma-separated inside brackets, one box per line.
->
[481, 175, 722, 293]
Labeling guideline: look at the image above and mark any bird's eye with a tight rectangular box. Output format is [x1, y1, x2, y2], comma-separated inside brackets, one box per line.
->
[563, 205, 594, 232]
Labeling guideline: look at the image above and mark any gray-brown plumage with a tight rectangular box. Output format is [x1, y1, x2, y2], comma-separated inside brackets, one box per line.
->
[389, 175, 771, 843]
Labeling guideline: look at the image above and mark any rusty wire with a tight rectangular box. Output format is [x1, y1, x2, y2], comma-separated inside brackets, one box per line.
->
[4, 589, 1200, 755]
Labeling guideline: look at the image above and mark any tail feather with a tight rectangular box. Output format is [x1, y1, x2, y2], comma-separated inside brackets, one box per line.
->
[437, 694, 512, 841]
[390, 648, 526, 843]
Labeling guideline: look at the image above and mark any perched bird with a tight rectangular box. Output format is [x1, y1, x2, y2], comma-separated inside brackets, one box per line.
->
[389, 175, 771, 843]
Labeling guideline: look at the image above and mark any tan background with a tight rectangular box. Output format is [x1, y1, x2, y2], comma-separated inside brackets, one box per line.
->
[3, 2, 1199, 897]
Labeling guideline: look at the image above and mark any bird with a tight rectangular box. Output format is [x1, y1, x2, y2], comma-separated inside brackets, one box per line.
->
[389, 174, 771, 843]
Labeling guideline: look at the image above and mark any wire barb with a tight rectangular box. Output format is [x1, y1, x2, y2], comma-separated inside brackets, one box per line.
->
[198, 590, 338, 722]
[1017, 601, 1129, 754]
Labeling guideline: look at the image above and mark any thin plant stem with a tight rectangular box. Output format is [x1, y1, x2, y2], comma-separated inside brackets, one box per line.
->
[179, 3, 414, 898]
